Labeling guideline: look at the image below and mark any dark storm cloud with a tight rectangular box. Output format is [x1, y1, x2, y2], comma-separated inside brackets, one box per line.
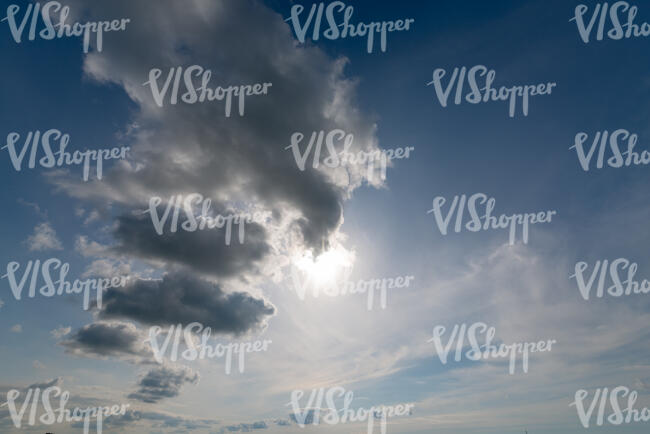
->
[112, 214, 269, 278]
[50, 0, 379, 260]
[99, 271, 275, 334]
[128, 365, 198, 403]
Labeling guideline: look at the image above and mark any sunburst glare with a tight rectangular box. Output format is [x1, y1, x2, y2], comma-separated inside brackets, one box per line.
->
[293, 244, 355, 288]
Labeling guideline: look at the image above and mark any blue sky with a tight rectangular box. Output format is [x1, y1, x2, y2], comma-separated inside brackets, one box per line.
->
[1, 0, 650, 433]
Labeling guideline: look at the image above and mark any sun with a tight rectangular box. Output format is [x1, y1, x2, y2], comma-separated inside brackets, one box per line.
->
[293, 244, 355, 287]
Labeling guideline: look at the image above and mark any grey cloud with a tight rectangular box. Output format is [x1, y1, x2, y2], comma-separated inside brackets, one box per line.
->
[128, 366, 199, 403]
[219, 421, 268, 432]
[289, 409, 317, 425]
[24, 221, 63, 251]
[50, 0, 379, 260]
[99, 271, 275, 335]
[274, 419, 292, 426]
[59, 321, 150, 360]
[112, 213, 269, 278]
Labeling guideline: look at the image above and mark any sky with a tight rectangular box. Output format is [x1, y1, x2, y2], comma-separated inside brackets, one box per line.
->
[1, 0, 650, 433]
